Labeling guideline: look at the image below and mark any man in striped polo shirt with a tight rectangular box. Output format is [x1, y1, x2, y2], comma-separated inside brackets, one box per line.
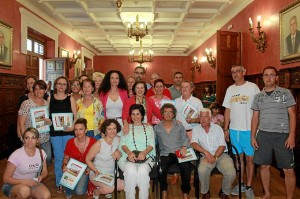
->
[251, 66, 296, 199]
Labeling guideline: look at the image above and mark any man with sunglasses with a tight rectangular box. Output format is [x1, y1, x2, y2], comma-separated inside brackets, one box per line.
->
[222, 65, 260, 198]
[251, 66, 296, 199]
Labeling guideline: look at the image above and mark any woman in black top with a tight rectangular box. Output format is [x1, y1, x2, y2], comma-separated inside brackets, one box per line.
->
[49, 76, 77, 193]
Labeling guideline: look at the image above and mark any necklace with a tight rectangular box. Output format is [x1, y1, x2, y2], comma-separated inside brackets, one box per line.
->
[132, 124, 147, 151]
[75, 136, 87, 153]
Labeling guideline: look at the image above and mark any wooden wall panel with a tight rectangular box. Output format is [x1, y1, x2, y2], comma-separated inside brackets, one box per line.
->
[0, 73, 25, 159]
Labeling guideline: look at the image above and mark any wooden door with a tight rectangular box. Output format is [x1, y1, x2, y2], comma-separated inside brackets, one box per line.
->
[216, 30, 241, 103]
[26, 54, 39, 77]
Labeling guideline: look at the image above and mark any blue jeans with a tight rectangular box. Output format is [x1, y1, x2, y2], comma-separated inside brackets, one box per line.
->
[86, 130, 101, 140]
[51, 135, 73, 186]
[41, 141, 52, 166]
[65, 173, 89, 196]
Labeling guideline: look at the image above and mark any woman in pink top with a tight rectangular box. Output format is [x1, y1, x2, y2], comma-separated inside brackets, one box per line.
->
[150, 79, 171, 125]
[122, 81, 162, 133]
[99, 70, 128, 126]
[209, 102, 224, 127]
[2, 127, 50, 199]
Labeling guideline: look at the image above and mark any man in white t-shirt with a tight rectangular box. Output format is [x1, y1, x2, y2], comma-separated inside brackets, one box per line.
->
[175, 81, 203, 138]
[222, 65, 260, 198]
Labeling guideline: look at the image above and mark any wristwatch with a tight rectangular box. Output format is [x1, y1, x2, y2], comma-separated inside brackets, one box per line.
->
[213, 155, 218, 160]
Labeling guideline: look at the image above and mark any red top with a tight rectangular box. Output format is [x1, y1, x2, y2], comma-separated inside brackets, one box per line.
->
[145, 87, 172, 99]
[64, 137, 97, 163]
[122, 96, 163, 124]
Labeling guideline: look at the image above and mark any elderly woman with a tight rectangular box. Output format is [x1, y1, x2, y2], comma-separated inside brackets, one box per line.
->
[122, 81, 162, 133]
[70, 78, 81, 102]
[18, 80, 52, 165]
[77, 78, 104, 140]
[149, 79, 171, 125]
[93, 72, 105, 98]
[49, 76, 77, 193]
[99, 70, 128, 127]
[127, 76, 135, 98]
[154, 103, 192, 199]
[86, 119, 124, 199]
[63, 118, 96, 199]
[2, 127, 51, 199]
[119, 104, 156, 199]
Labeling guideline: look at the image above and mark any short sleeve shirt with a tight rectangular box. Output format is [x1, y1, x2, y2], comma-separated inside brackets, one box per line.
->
[191, 123, 227, 155]
[8, 146, 47, 180]
[222, 81, 260, 131]
[252, 86, 296, 133]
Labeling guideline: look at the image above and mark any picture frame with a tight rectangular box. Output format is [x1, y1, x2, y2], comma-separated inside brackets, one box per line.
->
[280, 1, 300, 64]
[30, 106, 50, 133]
[46, 61, 55, 71]
[59, 47, 69, 58]
[52, 113, 73, 131]
[56, 60, 64, 70]
[60, 158, 87, 190]
[0, 20, 13, 69]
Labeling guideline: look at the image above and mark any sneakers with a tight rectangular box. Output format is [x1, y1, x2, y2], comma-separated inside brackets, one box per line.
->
[105, 194, 113, 198]
[245, 187, 255, 198]
[231, 184, 246, 195]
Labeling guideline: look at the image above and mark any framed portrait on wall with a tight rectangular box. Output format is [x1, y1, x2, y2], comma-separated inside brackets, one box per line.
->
[59, 47, 69, 58]
[280, 1, 300, 64]
[0, 20, 13, 69]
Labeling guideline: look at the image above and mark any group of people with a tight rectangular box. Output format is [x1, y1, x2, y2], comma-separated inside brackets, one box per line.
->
[2, 65, 296, 199]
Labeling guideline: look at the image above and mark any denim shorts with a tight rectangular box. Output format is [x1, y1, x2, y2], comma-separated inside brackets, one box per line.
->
[2, 183, 13, 197]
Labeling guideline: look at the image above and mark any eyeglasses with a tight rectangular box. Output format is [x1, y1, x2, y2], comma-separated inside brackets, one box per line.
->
[71, 84, 80, 87]
[231, 69, 244, 74]
[134, 72, 144, 75]
[263, 74, 277, 78]
[163, 111, 174, 115]
[57, 83, 67, 86]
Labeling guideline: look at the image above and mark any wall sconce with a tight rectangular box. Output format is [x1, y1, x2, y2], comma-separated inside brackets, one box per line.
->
[192, 56, 201, 72]
[116, 0, 122, 8]
[69, 50, 81, 68]
[249, 16, 267, 53]
[205, 48, 216, 68]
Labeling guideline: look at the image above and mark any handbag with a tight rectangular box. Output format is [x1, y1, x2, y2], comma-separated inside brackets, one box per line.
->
[127, 124, 149, 164]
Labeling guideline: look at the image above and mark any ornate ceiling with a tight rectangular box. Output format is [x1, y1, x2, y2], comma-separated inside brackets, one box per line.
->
[19, 0, 253, 55]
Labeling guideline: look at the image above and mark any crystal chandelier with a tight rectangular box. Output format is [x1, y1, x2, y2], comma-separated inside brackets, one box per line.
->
[128, 40, 153, 66]
[127, 15, 148, 41]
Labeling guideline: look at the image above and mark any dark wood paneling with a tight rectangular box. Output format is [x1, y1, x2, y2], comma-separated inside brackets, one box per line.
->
[0, 73, 25, 159]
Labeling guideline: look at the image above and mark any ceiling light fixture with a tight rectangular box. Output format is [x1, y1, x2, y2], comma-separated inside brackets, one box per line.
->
[127, 15, 148, 41]
[129, 40, 153, 66]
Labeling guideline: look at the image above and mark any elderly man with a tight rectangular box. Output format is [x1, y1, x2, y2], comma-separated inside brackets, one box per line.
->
[0, 30, 8, 62]
[286, 16, 300, 55]
[175, 80, 203, 138]
[251, 66, 296, 199]
[191, 108, 236, 199]
[168, 72, 183, 100]
[154, 103, 192, 199]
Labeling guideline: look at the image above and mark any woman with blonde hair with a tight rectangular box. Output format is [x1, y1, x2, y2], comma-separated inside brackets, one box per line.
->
[70, 78, 81, 102]
[2, 127, 51, 199]
[93, 72, 105, 98]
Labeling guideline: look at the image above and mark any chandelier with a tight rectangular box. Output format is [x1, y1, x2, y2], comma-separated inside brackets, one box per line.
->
[128, 40, 153, 66]
[127, 15, 148, 41]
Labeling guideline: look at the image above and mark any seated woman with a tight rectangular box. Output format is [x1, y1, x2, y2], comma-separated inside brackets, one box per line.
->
[154, 103, 192, 199]
[119, 104, 156, 199]
[86, 119, 124, 199]
[209, 102, 224, 127]
[2, 127, 51, 199]
[201, 85, 216, 108]
[62, 118, 97, 199]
